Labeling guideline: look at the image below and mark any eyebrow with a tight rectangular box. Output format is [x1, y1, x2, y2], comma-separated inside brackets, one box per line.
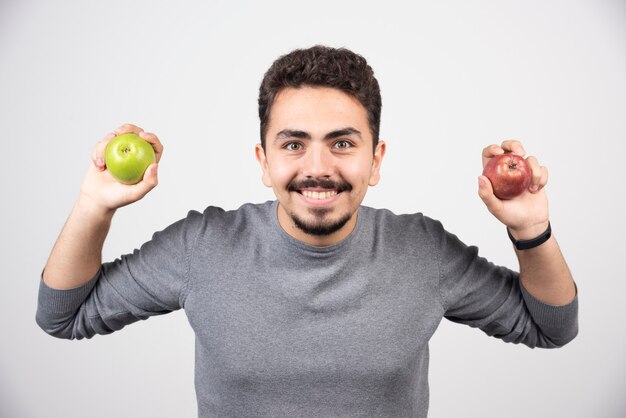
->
[274, 127, 362, 143]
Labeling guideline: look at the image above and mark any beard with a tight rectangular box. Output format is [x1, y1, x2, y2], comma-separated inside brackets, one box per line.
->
[290, 208, 353, 236]
[286, 177, 354, 236]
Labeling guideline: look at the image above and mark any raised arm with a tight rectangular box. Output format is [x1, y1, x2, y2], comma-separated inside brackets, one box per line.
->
[43, 123, 163, 290]
[477, 140, 576, 305]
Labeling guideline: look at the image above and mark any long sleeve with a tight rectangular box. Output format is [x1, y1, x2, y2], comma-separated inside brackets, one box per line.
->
[433, 221, 578, 349]
[36, 210, 204, 340]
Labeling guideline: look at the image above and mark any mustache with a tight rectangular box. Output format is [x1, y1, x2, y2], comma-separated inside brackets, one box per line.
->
[287, 178, 352, 193]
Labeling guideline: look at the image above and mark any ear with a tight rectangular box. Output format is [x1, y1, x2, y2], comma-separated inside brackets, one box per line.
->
[368, 140, 386, 186]
[255, 144, 273, 187]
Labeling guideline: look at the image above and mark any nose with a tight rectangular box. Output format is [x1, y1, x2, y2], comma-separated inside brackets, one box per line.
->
[301, 144, 334, 178]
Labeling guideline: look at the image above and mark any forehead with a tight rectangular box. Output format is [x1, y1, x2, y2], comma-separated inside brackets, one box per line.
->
[268, 86, 370, 135]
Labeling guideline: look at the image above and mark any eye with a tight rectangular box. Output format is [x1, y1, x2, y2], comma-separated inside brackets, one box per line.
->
[284, 142, 303, 151]
[333, 140, 353, 150]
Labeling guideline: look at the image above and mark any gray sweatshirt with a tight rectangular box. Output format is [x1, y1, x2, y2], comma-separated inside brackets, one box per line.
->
[36, 201, 578, 417]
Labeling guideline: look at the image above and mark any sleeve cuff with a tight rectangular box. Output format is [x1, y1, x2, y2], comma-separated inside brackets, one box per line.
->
[520, 280, 579, 345]
[38, 273, 99, 314]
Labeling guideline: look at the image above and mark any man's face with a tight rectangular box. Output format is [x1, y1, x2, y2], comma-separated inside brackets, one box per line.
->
[256, 86, 386, 246]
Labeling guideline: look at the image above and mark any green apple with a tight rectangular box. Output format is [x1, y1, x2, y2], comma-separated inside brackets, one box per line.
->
[105, 133, 156, 184]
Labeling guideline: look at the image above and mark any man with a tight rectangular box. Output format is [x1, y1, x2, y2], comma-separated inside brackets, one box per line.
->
[37, 46, 578, 417]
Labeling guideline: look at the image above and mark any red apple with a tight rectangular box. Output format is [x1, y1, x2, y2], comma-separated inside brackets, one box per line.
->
[482, 153, 532, 200]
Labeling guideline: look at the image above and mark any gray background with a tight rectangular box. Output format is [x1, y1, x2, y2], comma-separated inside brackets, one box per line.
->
[1, 0, 625, 417]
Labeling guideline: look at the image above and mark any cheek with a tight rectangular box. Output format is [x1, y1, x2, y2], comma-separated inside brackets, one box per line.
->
[342, 159, 374, 187]
[268, 163, 297, 188]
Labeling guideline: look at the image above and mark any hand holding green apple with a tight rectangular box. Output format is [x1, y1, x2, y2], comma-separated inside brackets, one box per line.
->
[79, 124, 163, 213]
[105, 133, 156, 184]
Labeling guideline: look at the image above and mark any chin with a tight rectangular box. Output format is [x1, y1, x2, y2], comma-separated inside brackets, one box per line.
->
[291, 210, 352, 237]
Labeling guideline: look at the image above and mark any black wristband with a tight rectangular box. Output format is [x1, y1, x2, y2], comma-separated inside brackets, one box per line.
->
[507, 222, 552, 250]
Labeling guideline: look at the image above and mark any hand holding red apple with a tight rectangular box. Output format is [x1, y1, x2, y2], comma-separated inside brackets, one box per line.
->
[478, 140, 550, 240]
[79, 123, 163, 214]
[482, 152, 531, 200]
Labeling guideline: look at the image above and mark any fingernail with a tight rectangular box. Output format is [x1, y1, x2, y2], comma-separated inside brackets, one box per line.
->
[530, 184, 539, 192]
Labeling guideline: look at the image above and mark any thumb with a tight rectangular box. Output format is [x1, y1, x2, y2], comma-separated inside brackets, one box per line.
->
[142, 163, 159, 188]
[129, 163, 159, 200]
[478, 175, 501, 214]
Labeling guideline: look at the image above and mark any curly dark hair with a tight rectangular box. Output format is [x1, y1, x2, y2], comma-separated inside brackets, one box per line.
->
[258, 45, 381, 151]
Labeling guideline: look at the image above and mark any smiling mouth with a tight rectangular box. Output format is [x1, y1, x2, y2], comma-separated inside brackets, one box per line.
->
[300, 190, 339, 200]
[288, 178, 352, 199]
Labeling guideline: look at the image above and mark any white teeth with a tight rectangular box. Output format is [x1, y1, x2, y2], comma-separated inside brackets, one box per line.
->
[302, 190, 337, 200]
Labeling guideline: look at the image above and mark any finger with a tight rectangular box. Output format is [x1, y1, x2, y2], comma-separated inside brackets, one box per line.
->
[141, 163, 159, 189]
[92, 132, 116, 170]
[138, 131, 164, 163]
[482, 144, 505, 158]
[113, 123, 144, 136]
[526, 156, 548, 192]
[129, 163, 159, 200]
[500, 140, 525, 157]
[478, 175, 503, 215]
[482, 144, 505, 167]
